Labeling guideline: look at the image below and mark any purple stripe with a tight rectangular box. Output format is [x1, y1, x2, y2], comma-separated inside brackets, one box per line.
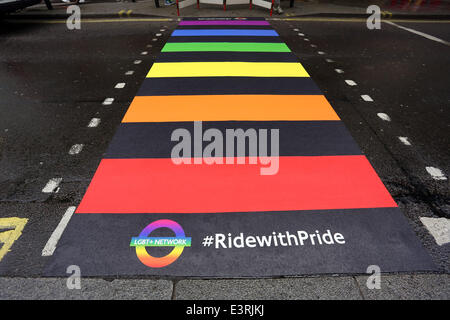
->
[179, 20, 270, 26]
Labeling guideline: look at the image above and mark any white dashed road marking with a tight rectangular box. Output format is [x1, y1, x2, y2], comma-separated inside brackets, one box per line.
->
[317, 51, 325, 55]
[125, 70, 134, 75]
[134, 60, 142, 64]
[88, 118, 101, 128]
[420, 217, 450, 245]
[325, 59, 334, 63]
[102, 97, 114, 105]
[361, 94, 374, 102]
[42, 178, 62, 193]
[68, 144, 84, 155]
[398, 136, 412, 146]
[115, 82, 126, 89]
[345, 80, 357, 86]
[335, 68, 344, 74]
[377, 113, 391, 121]
[425, 166, 447, 180]
[42, 206, 77, 256]
[298, 33, 304, 36]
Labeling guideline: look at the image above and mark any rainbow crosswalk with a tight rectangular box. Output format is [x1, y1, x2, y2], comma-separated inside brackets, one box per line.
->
[45, 18, 435, 277]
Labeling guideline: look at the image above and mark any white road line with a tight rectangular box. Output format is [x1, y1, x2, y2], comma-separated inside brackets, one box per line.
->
[134, 60, 142, 64]
[317, 51, 325, 55]
[345, 80, 357, 86]
[293, 28, 299, 31]
[102, 97, 114, 105]
[385, 21, 450, 46]
[115, 82, 126, 89]
[425, 166, 447, 180]
[146, 44, 153, 48]
[361, 94, 374, 102]
[420, 217, 450, 246]
[125, 70, 134, 75]
[68, 144, 84, 155]
[377, 113, 391, 121]
[42, 206, 77, 256]
[310, 44, 317, 48]
[334, 68, 344, 74]
[141, 51, 148, 55]
[152, 38, 158, 41]
[160, 29, 166, 32]
[298, 33, 304, 36]
[88, 118, 101, 128]
[42, 178, 62, 193]
[303, 38, 310, 41]
[398, 136, 411, 145]
[325, 58, 334, 63]
[156, 33, 162, 36]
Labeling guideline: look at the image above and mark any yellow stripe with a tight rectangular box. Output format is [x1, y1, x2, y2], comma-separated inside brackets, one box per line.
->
[146, 62, 310, 78]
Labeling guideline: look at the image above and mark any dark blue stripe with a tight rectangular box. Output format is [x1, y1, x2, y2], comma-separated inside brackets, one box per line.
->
[171, 29, 279, 37]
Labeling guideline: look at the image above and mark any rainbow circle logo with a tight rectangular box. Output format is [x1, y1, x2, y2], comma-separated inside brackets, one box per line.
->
[130, 219, 191, 268]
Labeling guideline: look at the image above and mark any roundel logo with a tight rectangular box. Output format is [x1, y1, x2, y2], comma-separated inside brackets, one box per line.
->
[130, 219, 191, 268]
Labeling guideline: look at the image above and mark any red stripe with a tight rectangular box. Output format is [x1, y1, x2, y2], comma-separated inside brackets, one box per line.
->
[76, 156, 397, 214]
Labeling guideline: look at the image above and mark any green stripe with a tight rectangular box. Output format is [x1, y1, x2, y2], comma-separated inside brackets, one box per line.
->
[161, 42, 291, 52]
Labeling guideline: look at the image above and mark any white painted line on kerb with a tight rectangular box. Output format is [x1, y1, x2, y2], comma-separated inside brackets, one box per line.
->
[345, 80, 357, 86]
[125, 70, 134, 75]
[115, 82, 126, 89]
[102, 97, 114, 105]
[420, 217, 450, 245]
[68, 144, 84, 155]
[326, 58, 334, 63]
[335, 68, 344, 74]
[42, 206, 77, 256]
[141, 51, 148, 55]
[377, 113, 391, 121]
[398, 136, 411, 145]
[385, 21, 450, 46]
[361, 94, 374, 102]
[88, 118, 101, 128]
[317, 51, 325, 55]
[425, 166, 447, 180]
[42, 178, 62, 193]
[134, 60, 142, 64]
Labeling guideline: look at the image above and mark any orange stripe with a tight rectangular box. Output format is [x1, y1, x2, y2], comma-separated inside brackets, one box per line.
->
[122, 95, 340, 122]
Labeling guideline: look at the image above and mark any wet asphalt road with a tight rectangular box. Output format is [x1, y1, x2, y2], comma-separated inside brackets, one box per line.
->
[0, 18, 448, 279]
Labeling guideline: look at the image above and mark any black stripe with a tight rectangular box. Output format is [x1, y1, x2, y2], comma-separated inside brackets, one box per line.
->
[105, 121, 362, 159]
[156, 52, 299, 62]
[44, 208, 436, 277]
[167, 36, 283, 43]
[137, 77, 322, 96]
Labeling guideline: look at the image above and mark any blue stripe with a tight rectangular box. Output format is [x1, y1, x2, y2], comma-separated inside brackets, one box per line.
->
[171, 29, 279, 37]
